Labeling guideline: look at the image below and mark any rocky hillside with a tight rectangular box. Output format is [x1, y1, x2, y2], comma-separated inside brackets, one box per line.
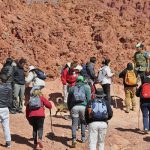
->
[0, 0, 149, 77]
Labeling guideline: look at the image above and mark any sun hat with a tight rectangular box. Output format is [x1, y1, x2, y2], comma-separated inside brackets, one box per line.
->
[95, 88, 106, 97]
[29, 65, 35, 71]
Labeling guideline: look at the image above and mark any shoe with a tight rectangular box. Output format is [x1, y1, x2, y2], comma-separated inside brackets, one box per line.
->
[17, 110, 23, 113]
[125, 108, 130, 113]
[81, 136, 86, 143]
[9, 110, 16, 114]
[64, 115, 71, 120]
[5, 141, 11, 148]
[38, 139, 43, 148]
[144, 129, 149, 134]
[72, 139, 77, 148]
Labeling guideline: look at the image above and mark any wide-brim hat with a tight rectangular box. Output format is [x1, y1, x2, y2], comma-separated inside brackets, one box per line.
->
[75, 65, 83, 71]
[95, 88, 106, 97]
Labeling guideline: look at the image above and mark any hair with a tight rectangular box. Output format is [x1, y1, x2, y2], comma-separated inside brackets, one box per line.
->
[4, 58, 13, 66]
[103, 58, 111, 66]
[70, 61, 77, 68]
[90, 57, 96, 63]
[18, 58, 26, 65]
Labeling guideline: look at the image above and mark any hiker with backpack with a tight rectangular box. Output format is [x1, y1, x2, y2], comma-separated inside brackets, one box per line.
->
[134, 43, 150, 82]
[0, 58, 16, 114]
[26, 87, 52, 149]
[85, 88, 113, 150]
[25, 65, 46, 93]
[98, 59, 114, 104]
[13, 58, 26, 113]
[67, 75, 91, 147]
[61, 61, 78, 104]
[119, 63, 138, 113]
[136, 71, 150, 134]
[0, 74, 12, 148]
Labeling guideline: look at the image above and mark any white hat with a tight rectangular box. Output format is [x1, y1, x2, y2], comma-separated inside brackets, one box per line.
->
[135, 43, 144, 48]
[29, 65, 35, 71]
[66, 62, 71, 68]
[75, 65, 83, 71]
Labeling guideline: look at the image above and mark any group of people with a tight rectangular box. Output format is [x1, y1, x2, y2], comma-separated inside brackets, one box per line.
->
[0, 42, 149, 150]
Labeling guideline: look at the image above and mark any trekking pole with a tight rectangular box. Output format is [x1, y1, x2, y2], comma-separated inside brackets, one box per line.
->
[112, 82, 117, 108]
[137, 104, 141, 130]
[49, 109, 54, 134]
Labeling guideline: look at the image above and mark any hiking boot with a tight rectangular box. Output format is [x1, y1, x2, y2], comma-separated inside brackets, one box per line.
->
[125, 108, 130, 113]
[144, 129, 150, 134]
[38, 139, 43, 149]
[64, 115, 71, 120]
[5, 141, 11, 148]
[9, 110, 16, 114]
[72, 139, 77, 148]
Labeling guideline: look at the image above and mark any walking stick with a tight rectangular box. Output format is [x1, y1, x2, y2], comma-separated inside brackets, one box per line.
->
[112, 82, 117, 108]
[49, 109, 54, 134]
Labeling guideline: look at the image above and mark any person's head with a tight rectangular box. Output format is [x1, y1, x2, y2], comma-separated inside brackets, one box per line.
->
[0, 74, 8, 83]
[103, 58, 111, 66]
[74, 65, 83, 73]
[90, 57, 96, 64]
[70, 61, 77, 69]
[5, 58, 13, 66]
[135, 43, 144, 52]
[76, 75, 85, 82]
[127, 63, 134, 70]
[31, 89, 42, 97]
[18, 58, 26, 68]
[95, 88, 106, 98]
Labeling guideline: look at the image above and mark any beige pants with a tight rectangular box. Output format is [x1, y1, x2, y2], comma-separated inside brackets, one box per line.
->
[124, 87, 136, 109]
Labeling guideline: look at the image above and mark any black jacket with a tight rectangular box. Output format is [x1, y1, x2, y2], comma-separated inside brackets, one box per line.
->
[86, 62, 96, 81]
[119, 69, 138, 87]
[13, 66, 25, 85]
[85, 98, 113, 124]
[136, 76, 150, 104]
[0, 83, 12, 108]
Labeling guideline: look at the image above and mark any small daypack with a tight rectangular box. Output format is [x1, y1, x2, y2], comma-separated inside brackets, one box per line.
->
[125, 70, 137, 85]
[29, 96, 42, 110]
[88, 98, 108, 121]
[73, 85, 86, 103]
[141, 83, 150, 99]
[33, 69, 46, 80]
[97, 68, 106, 83]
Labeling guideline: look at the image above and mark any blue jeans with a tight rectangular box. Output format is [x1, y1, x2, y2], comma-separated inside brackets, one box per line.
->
[140, 103, 150, 130]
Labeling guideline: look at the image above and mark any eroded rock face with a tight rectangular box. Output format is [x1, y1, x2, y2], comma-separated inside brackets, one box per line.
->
[0, 0, 149, 78]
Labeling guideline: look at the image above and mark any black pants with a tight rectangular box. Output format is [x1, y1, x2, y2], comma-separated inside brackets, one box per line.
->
[102, 84, 111, 103]
[29, 116, 45, 144]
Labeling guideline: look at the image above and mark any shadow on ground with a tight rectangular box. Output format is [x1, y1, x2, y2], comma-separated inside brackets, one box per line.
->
[46, 132, 72, 148]
[115, 127, 145, 135]
[111, 96, 124, 110]
[11, 134, 34, 148]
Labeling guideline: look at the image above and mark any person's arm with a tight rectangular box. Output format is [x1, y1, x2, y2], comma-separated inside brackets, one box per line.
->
[88, 64, 96, 80]
[41, 96, 52, 109]
[85, 85, 91, 103]
[61, 69, 67, 85]
[119, 69, 126, 78]
[25, 72, 34, 83]
[136, 86, 142, 97]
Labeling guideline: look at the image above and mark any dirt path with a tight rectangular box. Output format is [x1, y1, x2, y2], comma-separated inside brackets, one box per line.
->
[0, 79, 149, 150]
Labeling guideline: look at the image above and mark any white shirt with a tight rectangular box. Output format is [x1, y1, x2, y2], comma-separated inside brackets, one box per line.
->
[101, 65, 113, 85]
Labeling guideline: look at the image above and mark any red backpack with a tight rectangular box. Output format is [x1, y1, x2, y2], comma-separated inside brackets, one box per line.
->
[141, 83, 150, 99]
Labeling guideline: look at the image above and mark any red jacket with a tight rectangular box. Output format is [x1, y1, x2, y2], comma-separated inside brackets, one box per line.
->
[26, 96, 52, 118]
[61, 68, 78, 87]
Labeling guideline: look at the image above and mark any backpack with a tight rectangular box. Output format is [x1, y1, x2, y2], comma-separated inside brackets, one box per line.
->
[33, 69, 46, 80]
[73, 85, 86, 103]
[0, 65, 11, 80]
[125, 70, 137, 85]
[88, 98, 108, 121]
[97, 67, 106, 83]
[141, 83, 150, 99]
[29, 96, 42, 110]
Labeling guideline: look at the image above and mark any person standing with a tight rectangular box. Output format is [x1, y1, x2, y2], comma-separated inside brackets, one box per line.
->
[67, 76, 91, 147]
[0, 74, 12, 147]
[136, 72, 150, 134]
[13, 58, 26, 113]
[119, 63, 138, 113]
[134, 43, 150, 81]
[85, 88, 113, 150]
[99, 59, 114, 104]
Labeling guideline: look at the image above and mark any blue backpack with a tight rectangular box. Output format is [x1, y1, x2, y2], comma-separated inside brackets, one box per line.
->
[90, 98, 108, 120]
[73, 85, 86, 103]
[29, 96, 42, 110]
[34, 69, 46, 80]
